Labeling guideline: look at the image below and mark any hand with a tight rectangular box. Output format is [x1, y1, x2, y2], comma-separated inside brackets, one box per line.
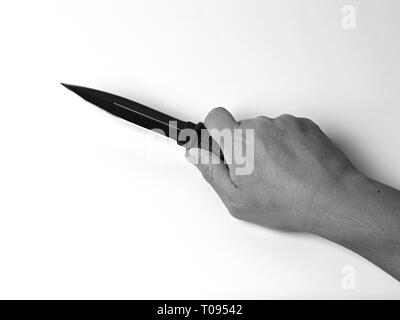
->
[186, 107, 357, 232]
[186, 107, 400, 280]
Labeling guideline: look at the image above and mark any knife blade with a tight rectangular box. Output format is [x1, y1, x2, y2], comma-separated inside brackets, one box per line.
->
[61, 83, 223, 160]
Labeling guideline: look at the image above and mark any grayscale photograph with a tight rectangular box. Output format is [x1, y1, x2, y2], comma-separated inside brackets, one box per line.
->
[0, 0, 399, 307]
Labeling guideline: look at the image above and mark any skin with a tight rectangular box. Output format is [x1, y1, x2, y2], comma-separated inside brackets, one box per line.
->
[185, 107, 400, 281]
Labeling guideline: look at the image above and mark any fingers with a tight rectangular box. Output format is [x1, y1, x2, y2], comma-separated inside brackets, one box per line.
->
[205, 107, 239, 132]
[204, 107, 239, 167]
[185, 148, 237, 198]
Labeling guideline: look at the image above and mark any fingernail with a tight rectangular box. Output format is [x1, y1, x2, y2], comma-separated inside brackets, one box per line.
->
[185, 148, 200, 165]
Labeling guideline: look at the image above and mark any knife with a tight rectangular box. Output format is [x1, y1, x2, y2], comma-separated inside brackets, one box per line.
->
[61, 84, 223, 161]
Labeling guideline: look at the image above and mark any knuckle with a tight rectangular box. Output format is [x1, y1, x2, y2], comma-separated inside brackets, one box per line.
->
[205, 107, 225, 121]
[277, 114, 296, 122]
[204, 107, 228, 128]
[298, 117, 314, 125]
[209, 106, 226, 115]
[251, 116, 270, 130]
[255, 115, 270, 122]
[297, 117, 318, 132]
[254, 116, 271, 125]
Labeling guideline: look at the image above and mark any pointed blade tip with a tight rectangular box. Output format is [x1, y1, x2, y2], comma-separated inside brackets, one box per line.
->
[61, 83, 81, 95]
[60, 83, 72, 89]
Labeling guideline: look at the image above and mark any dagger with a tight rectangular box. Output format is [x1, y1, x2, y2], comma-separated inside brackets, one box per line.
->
[61, 84, 223, 161]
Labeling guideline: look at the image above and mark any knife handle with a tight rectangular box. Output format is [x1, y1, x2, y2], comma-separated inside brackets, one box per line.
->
[183, 122, 225, 162]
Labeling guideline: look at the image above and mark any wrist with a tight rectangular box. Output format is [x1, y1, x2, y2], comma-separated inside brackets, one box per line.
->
[310, 171, 400, 280]
[309, 169, 368, 239]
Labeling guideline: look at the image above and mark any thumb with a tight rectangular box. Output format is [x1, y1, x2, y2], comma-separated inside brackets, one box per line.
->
[185, 148, 237, 196]
[204, 107, 239, 170]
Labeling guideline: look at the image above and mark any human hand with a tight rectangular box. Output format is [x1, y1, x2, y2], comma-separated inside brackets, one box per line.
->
[186, 107, 400, 280]
[185, 107, 358, 232]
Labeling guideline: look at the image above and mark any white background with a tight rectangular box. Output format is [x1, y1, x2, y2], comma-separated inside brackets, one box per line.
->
[0, 0, 399, 298]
